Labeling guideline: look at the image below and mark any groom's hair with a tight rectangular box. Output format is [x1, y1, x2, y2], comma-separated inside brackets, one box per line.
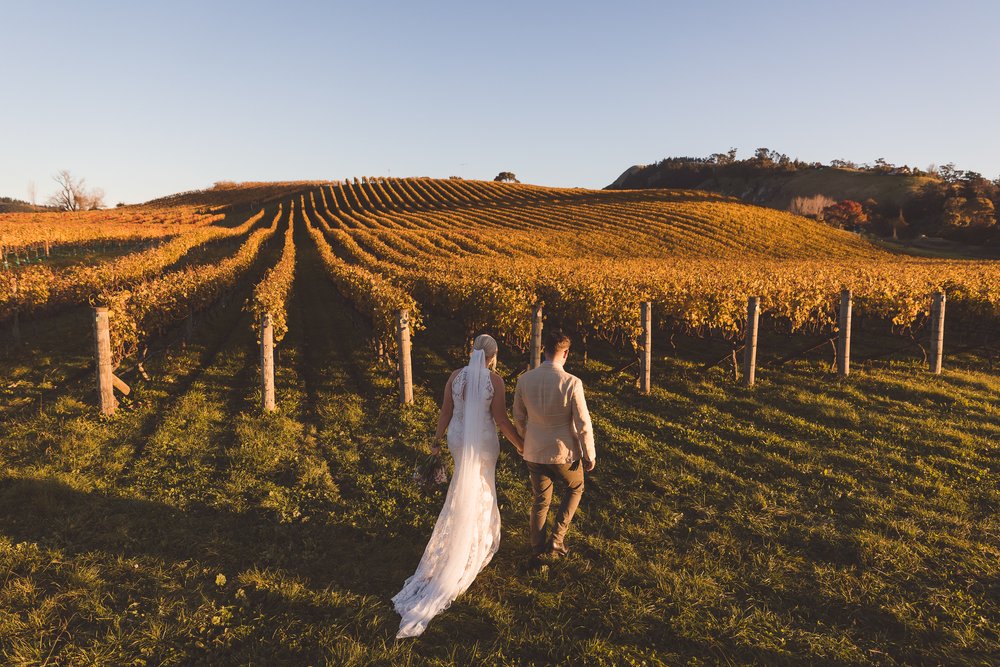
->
[543, 328, 571, 357]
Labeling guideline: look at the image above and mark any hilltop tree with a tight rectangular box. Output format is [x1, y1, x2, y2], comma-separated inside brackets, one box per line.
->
[873, 157, 895, 173]
[958, 171, 993, 199]
[494, 172, 519, 183]
[752, 147, 773, 166]
[751, 147, 791, 169]
[709, 148, 738, 165]
[938, 163, 962, 184]
[830, 159, 858, 169]
[46, 169, 105, 211]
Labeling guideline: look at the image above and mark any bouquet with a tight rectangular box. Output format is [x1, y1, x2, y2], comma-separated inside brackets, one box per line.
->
[413, 453, 448, 491]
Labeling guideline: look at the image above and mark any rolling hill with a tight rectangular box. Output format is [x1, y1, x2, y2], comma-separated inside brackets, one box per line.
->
[0, 196, 50, 213]
[609, 163, 937, 211]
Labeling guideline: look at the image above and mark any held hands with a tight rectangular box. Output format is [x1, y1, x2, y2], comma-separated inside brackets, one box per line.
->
[583, 458, 596, 472]
[430, 436, 444, 457]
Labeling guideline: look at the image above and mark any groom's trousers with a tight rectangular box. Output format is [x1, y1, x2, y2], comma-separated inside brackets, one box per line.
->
[526, 460, 584, 554]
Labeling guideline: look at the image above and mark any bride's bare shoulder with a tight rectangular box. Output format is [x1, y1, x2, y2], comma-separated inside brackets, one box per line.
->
[488, 370, 506, 389]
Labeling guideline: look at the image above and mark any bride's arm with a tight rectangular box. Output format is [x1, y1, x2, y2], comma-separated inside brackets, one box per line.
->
[432, 370, 460, 454]
[490, 374, 524, 454]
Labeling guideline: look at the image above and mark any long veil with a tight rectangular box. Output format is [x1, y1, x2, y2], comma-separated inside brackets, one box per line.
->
[393, 348, 495, 638]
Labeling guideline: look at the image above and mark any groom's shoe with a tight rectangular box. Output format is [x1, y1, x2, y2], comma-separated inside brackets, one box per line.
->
[547, 542, 570, 560]
[540, 539, 569, 561]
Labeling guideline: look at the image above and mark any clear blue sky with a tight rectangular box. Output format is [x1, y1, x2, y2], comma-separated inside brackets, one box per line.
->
[3, 0, 999, 205]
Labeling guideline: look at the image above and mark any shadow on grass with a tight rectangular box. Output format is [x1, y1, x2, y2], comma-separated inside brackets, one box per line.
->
[0, 476, 411, 601]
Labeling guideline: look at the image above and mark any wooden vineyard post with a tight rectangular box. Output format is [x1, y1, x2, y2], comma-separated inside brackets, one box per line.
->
[10, 277, 20, 346]
[397, 309, 414, 405]
[529, 301, 543, 369]
[930, 291, 946, 374]
[742, 296, 760, 387]
[93, 307, 117, 415]
[260, 312, 276, 412]
[837, 289, 852, 377]
[640, 301, 652, 394]
[44, 240, 50, 257]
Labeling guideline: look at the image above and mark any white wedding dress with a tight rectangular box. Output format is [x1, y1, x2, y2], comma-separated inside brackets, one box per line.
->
[392, 349, 501, 638]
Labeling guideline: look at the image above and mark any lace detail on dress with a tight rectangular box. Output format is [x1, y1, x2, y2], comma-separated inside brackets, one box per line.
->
[448, 367, 496, 438]
[451, 367, 493, 415]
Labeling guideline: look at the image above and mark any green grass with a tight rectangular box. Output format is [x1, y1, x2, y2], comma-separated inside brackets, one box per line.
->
[0, 237, 997, 665]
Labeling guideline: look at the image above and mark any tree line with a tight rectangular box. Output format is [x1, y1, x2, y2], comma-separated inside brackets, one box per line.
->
[621, 149, 1000, 246]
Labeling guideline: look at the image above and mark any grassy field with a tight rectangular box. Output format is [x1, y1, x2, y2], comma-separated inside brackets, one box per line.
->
[873, 235, 1000, 260]
[614, 165, 937, 212]
[1, 227, 997, 665]
[758, 167, 937, 210]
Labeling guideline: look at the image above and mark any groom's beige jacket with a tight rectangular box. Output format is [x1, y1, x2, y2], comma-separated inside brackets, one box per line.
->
[513, 361, 596, 465]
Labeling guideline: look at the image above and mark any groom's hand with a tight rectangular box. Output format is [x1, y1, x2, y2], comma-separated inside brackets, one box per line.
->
[583, 458, 595, 472]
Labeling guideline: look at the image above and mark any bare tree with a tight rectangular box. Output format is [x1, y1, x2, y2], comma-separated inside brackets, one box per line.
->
[47, 170, 84, 210]
[788, 194, 836, 217]
[48, 170, 81, 210]
[46, 170, 105, 211]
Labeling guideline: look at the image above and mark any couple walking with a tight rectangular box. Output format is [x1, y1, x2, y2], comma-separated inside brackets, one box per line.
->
[392, 329, 597, 638]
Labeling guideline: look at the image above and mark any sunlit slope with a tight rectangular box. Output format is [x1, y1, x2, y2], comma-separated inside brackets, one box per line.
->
[610, 163, 938, 211]
[141, 181, 324, 209]
[312, 178, 884, 259]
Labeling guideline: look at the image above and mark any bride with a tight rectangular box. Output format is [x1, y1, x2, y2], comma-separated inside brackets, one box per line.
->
[393, 334, 524, 638]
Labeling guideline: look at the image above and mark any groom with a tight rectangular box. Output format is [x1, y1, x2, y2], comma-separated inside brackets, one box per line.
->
[513, 328, 596, 562]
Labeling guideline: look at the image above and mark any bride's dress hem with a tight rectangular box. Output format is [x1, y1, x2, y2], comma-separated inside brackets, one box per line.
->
[391, 355, 502, 638]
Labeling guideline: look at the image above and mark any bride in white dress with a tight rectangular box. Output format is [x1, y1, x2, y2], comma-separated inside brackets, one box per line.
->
[393, 334, 525, 639]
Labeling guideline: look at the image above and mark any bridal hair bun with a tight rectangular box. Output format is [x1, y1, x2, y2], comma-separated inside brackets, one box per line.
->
[473, 334, 498, 369]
